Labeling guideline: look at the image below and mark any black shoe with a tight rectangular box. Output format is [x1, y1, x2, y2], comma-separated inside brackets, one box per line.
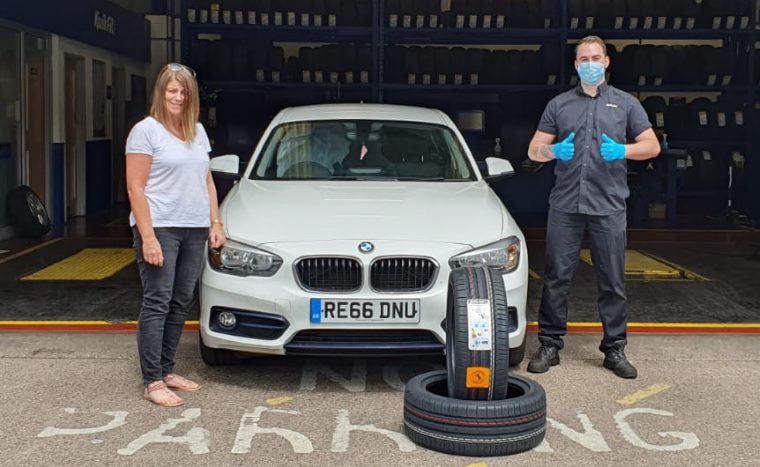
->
[603, 347, 638, 379]
[527, 344, 560, 373]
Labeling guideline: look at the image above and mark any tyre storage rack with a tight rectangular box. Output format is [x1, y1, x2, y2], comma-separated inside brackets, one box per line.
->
[176, 0, 760, 225]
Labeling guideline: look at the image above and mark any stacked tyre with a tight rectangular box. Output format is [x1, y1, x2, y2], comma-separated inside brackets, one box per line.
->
[403, 267, 546, 456]
[6, 185, 51, 239]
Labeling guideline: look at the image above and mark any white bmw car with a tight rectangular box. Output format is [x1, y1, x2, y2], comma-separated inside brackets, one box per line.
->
[199, 104, 528, 366]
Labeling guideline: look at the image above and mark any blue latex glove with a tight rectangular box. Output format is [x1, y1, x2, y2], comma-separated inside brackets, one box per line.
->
[553, 132, 575, 161]
[601, 134, 626, 161]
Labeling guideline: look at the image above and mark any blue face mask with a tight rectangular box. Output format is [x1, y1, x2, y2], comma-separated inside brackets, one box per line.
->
[577, 62, 605, 86]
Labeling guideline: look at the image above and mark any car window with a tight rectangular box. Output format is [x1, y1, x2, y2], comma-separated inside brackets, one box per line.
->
[251, 120, 475, 181]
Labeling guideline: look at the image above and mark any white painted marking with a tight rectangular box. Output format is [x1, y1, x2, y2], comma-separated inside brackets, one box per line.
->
[300, 359, 367, 392]
[231, 406, 313, 454]
[64, 408, 76, 414]
[382, 361, 444, 391]
[533, 439, 554, 452]
[90, 439, 103, 445]
[37, 410, 128, 437]
[117, 408, 210, 456]
[330, 409, 415, 453]
[547, 411, 611, 452]
[615, 408, 700, 451]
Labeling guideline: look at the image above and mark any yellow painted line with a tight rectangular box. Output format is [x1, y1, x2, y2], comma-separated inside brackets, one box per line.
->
[0, 238, 62, 265]
[266, 396, 294, 406]
[22, 248, 135, 280]
[627, 322, 760, 329]
[528, 269, 541, 279]
[580, 249, 681, 278]
[465, 464, 488, 467]
[0, 320, 200, 325]
[528, 321, 760, 329]
[638, 251, 710, 282]
[617, 384, 671, 406]
[528, 321, 760, 334]
[0, 320, 200, 332]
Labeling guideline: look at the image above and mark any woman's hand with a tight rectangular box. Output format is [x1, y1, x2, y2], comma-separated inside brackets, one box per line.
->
[209, 224, 226, 250]
[142, 237, 164, 267]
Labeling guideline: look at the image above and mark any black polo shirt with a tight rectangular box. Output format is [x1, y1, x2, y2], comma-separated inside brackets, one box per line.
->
[537, 83, 652, 215]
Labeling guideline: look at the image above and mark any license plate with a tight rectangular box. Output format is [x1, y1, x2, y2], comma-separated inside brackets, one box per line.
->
[310, 299, 420, 323]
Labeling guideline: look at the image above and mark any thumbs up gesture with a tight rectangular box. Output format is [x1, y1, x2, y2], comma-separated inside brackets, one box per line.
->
[552, 132, 575, 161]
[601, 134, 626, 161]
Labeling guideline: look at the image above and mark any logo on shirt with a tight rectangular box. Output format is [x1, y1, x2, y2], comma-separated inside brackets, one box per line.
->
[606, 103, 619, 108]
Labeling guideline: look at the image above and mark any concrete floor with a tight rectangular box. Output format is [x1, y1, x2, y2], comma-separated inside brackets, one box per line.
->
[1, 215, 759, 465]
[0, 332, 757, 466]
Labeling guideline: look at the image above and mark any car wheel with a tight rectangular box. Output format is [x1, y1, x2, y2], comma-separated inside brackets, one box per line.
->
[446, 266, 510, 401]
[7, 185, 51, 239]
[510, 336, 527, 367]
[199, 333, 242, 365]
[403, 370, 546, 457]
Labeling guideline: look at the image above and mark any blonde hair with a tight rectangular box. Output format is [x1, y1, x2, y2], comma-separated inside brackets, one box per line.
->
[575, 35, 608, 58]
[149, 64, 200, 142]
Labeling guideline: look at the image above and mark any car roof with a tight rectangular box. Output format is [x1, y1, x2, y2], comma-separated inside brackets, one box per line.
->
[273, 104, 451, 127]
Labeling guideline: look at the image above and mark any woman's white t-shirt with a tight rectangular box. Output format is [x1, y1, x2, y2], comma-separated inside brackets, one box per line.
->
[126, 117, 212, 228]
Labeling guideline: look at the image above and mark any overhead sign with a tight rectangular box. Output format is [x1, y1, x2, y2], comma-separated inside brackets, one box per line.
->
[0, 0, 149, 62]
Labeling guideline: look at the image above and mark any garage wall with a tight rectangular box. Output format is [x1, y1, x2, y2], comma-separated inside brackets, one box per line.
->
[50, 35, 148, 217]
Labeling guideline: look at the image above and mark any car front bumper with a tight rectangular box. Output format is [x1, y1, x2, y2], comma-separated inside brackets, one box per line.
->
[199, 239, 528, 356]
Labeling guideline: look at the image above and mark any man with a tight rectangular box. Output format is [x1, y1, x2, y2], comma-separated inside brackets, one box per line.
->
[526, 36, 660, 379]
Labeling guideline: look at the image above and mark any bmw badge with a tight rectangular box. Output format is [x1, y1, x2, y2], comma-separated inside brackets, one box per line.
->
[358, 241, 374, 253]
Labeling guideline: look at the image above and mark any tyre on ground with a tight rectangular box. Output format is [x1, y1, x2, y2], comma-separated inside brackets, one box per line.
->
[403, 369, 547, 457]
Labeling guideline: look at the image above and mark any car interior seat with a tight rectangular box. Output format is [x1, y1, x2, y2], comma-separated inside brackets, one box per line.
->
[340, 122, 389, 175]
[381, 127, 445, 178]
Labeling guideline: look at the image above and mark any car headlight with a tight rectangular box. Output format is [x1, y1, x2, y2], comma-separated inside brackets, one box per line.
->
[449, 236, 520, 273]
[208, 240, 283, 277]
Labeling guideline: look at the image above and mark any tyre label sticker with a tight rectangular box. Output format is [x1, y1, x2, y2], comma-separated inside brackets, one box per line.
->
[467, 299, 492, 351]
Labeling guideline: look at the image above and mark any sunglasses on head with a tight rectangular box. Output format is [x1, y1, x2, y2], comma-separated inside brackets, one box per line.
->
[166, 63, 196, 77]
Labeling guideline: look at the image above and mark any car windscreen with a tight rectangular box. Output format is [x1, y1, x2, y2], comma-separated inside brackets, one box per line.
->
[250, 120, 476, 181]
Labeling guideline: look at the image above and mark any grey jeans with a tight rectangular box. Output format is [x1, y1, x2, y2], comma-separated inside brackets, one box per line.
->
[537, 208, 628, 351]
[133, 226, 208, 384]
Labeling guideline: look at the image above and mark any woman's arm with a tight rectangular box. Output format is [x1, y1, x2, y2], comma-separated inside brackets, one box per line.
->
[207, 171, 226, 249]
[126, 154, 163, 267]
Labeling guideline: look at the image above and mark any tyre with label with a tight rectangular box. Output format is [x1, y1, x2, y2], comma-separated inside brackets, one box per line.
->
[403, 370, 546, 457]
[7, 185, 51, 239]
[446, 266, 510, 400]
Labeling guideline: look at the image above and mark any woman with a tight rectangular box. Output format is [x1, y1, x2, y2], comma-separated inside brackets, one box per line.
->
[126, 63, 225, 406]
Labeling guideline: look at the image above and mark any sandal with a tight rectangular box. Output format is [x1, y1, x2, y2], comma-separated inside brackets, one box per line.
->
[144, 381, 184, 407]
[164, 373, 201, 392]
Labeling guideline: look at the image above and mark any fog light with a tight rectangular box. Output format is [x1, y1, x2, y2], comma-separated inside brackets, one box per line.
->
[218, 311, 237, 329]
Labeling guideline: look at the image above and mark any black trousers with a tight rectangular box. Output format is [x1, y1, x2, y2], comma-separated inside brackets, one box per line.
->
[537, 208, 627, 351]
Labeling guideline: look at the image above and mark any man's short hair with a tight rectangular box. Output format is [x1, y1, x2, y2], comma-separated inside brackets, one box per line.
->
[575, 35, 607, 58]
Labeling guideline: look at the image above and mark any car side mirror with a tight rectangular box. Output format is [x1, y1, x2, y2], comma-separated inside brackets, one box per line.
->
[210, 154, 241, 203]
[210, 154, 240, 174]
[483, 157, 514, 182]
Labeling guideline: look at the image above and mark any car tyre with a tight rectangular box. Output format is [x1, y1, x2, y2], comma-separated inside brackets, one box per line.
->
[403, 370, 546, 457]
[446, 266, 510, 400]
[7, 185, 51, 239]
[510, 337, 527, 367]
[199, 333, 243, 365]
